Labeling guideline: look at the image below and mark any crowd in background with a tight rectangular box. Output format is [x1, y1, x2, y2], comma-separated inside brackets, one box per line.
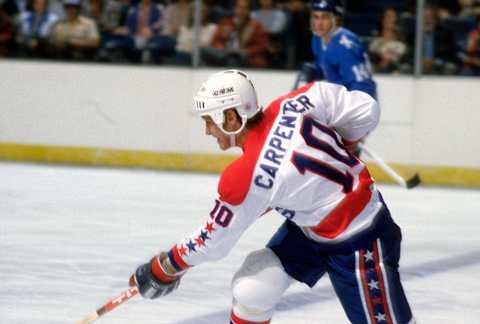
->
[1, 0, 479, 75]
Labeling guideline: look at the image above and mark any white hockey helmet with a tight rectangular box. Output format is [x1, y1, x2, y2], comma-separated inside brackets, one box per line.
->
[193, 70, 261, 135]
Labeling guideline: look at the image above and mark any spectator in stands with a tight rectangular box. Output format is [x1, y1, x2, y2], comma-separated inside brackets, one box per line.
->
[1, 0, 19, 16]
[431, 0, 457, 19]
[405, 5, 457, 74]
[173, 2, 217, 65]
[201, 0, 268, 68]
[101, 0, 129, 34]
[461, 14, 480, 75]
[101, 0, 175, 63]
[251, 0, 288, 68]
[84, 0, 103, 25]
[0, 3, 15, 56]
[457, 0, 480, 19]
[49, 0, 66, 19]
[49, 0, 100, 60]
[16, 0, 59, 57]
[94, 0, 129, 61]
[97, 0, 129, 43]
[251, 0, 288, 35]
[206, 0, 234, 23]
[280, 0, 312, 68]
[126, 0, 176, 62]
[368, 7, 407, 73]
[163, 0, 191, 37]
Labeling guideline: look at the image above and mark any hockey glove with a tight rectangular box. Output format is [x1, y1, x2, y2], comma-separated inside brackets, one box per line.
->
[342, 137, 364, 158]
[129, 253, 182, 299]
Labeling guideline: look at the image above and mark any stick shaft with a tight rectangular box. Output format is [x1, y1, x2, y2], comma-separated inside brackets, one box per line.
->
[97, 286, 139, 316]
[358, 143, 411, 188]
[78, 286, 139, 324]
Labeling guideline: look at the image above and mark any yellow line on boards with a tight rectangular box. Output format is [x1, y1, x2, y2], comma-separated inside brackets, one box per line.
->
[0, 143, 479, 188]
[0, 143, 234, 173]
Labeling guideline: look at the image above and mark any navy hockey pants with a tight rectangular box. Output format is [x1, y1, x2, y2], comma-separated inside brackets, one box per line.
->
[267, 205, 413, 324]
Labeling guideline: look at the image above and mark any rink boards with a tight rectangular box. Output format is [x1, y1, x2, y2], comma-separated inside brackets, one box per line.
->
[1, 60, 479, 187]
[0, 142, 479, 187]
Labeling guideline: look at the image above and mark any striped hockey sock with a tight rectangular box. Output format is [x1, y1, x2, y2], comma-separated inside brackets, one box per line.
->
[230, 311, 271, 324]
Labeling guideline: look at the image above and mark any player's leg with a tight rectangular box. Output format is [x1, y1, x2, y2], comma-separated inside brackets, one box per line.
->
[230, 248, 293, 323]
[326, 219, 414, 324]
[231, 219, 331, 323]
[267, 219, 329, 288]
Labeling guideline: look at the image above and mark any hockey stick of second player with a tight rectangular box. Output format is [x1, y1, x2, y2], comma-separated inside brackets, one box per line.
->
[77, 286, 138, 324]
[358, 143, 421, 189]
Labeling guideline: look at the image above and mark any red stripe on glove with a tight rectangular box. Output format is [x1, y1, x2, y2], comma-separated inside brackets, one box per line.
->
[150, 256, 177, 283]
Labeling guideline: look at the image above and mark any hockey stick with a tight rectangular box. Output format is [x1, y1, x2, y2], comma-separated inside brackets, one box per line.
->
[77, 286, 139, 324]
[292, 62, 319, 90]
[358, 143, 421, 189]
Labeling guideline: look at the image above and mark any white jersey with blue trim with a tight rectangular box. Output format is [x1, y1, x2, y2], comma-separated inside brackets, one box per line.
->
[165, 82, 381, 273]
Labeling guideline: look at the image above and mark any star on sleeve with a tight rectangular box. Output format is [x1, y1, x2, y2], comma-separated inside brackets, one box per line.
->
[339, 34, 353, 49]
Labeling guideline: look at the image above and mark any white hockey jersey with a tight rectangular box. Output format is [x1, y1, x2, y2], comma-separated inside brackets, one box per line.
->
[165, 82, 381, 273]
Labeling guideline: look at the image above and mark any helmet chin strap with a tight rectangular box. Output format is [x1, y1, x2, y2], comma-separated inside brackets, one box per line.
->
[229, 134, 236, 147]
[217, 115, 248, 148]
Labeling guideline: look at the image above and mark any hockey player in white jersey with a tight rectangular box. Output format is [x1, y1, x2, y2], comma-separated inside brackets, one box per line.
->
[130, 70, 414, 324]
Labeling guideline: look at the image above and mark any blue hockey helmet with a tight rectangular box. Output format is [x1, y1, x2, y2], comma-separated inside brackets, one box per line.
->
[311, 0, 344, 16]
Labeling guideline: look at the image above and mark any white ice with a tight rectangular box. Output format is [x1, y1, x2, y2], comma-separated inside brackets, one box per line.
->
[1, 162, 479, 324]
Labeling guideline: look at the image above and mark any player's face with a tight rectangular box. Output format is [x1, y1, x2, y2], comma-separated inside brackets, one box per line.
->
[235, 0, 251, 23]
[33, 0, 47, 13]
[202, 116, 232, 151]
[64, 5, 80, 20]
[311, 11, 335, 37]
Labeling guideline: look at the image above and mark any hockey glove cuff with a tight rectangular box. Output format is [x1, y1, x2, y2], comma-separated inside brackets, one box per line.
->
[130, 253, 182, 299]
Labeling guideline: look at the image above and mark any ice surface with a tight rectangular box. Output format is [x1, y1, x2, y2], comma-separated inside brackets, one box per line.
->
[1, 162, 479, 324]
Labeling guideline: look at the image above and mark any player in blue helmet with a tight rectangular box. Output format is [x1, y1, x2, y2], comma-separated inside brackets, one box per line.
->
[297, 0, 377, 100]
[303, 0, 377, 157]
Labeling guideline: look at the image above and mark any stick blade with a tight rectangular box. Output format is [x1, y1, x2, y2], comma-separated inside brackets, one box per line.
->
[405, 173, 421, 189]
[76, 312, 99, 324]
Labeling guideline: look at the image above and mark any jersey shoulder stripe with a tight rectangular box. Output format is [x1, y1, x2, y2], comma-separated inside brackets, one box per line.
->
[218, 105, 281, 205]
[218, 153, 258, 206]
[218, 83, 317, 205]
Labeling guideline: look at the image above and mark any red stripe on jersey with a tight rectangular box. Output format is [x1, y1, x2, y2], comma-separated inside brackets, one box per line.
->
[230, 311, 271, 324]
[150, 257, 176, 283]
[218, 83, 317, 206]
[170, 245, 190, 271]
[359, 250, 377, 324]
[288, 82, 316, 97]
[218, 106, 279, 205]
[373, 241, 395, 324]
[309, 168, 374, 239]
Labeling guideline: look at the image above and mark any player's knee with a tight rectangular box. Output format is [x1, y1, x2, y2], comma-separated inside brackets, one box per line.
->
[232, 276, 279, 312]
[231, 248, 291, 312]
